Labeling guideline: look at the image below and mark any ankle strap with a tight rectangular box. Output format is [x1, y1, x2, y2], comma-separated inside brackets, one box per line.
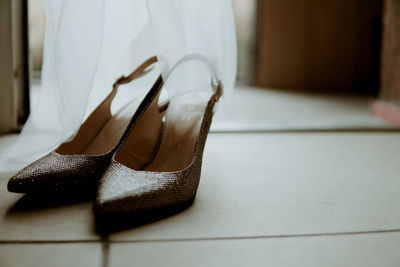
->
[113, 56, 158, 90]
[164, 54, 223, 101]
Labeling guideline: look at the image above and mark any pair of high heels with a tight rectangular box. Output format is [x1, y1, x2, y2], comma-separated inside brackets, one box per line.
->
[7, 54, 222, 216]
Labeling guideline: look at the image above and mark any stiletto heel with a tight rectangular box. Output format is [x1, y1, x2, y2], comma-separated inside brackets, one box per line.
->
[7, 56, 162, 194]
[95, 54, 222, 214]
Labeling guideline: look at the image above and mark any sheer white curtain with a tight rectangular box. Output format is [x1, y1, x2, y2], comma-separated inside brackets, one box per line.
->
[0, 0, 237, 173]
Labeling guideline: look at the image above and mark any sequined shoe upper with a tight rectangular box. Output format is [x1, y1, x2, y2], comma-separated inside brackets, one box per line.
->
[7, 57, 161, 194]
[95, 54, 223, 214]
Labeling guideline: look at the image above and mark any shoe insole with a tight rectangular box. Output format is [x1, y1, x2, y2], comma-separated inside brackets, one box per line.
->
[82, 99, 141, 155]
[145, 91, 210, 172]
[113, 89, 166, 170]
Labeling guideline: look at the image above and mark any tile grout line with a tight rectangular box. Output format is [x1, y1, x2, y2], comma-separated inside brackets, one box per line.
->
[1, 228, 400, 245]
[108, 228, 400, 243]
[210, 128, 400, 134]
[0, 240, 101, 244]
[101, 236, 110, 267]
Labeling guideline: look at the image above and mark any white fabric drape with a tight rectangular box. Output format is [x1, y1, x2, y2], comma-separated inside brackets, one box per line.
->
[0, 0, 237, 173]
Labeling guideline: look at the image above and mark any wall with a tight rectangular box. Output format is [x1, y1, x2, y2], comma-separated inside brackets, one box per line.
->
[380, 0, 400, 104]
[255, 0, 382, 93]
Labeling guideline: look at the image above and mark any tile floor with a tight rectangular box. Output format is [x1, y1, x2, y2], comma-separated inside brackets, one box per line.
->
[0, 87, 399, 266]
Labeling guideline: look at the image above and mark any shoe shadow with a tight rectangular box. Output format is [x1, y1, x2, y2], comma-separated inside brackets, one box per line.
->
[7, 191, 95, 212]
[95, 198, 195, 236]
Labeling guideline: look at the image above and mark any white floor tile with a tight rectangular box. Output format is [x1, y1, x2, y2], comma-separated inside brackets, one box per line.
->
[0, 135, 17, 151]
[109, 232, 400, 267]
[0, 243, 102, 267]
[110, 132, 400, 240]
[212, 87, 396, 131]
[0, 174, 99, 241]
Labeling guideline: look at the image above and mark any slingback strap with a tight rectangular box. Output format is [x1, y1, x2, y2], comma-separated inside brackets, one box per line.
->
[164, 54, 223, 102]
[113, 56, 158, 90]
[97, 56, 159, 118]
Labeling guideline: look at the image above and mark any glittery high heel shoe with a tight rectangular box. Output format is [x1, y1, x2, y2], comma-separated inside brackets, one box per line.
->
[7, 56, 165, 194]
[94, 54, 222, 214]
